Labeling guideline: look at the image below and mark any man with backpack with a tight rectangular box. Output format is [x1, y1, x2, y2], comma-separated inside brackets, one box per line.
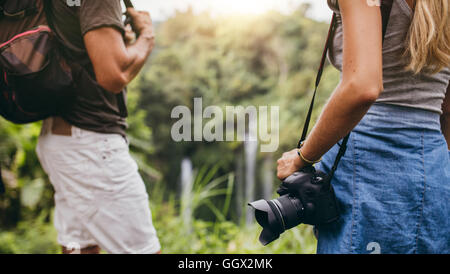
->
[1, 0, 161, 254]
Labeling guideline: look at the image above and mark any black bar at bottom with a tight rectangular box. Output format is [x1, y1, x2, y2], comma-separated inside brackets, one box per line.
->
[0, 254, 443, 273]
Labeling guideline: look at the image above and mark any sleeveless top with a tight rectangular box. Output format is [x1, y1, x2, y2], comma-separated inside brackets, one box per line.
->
[327, 0, 450, 114]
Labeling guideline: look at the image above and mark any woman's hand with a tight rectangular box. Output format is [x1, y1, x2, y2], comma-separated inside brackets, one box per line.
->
[277, 149, 305, 180]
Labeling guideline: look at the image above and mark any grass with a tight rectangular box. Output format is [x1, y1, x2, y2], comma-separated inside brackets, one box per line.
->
[0, 166, 317, 254]
[0, 204, 317, 254]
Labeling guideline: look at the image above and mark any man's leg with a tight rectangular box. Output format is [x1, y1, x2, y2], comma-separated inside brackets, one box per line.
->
[62, 245, 101, 254]
[37, 121, 160, 254]
[37, 119, 100, 253]
[52, 191, 101, 254]
[80, 129, 161, 254]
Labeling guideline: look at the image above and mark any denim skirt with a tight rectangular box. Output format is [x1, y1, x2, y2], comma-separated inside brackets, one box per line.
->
[316, 103, 450, 254]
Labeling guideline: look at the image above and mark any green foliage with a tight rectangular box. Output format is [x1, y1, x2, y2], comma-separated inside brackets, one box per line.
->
[0, 198, 316, 254]
[0, 164, 316, 254]
[139, 8, 339, 189]
[0, 6, 338, 254]
[154, 208, 317, 254]
[152, 162, 316, 254]
[0, 212, 59, 254]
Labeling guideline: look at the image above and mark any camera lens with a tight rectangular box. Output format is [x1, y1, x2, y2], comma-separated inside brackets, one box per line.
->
[248, 194, 304, 246]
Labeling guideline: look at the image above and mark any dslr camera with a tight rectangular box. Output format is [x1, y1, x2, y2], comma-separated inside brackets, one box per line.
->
[248, 166, 340, 245]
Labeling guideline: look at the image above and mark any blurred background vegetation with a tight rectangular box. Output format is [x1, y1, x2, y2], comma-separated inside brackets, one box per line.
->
[0, 5, 339, 254]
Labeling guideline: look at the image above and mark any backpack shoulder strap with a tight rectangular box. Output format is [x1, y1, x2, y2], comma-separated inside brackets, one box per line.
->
[0, 0, 39, 20]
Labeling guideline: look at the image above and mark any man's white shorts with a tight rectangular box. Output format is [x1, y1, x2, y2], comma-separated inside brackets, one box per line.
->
[36, 118, 161, 254]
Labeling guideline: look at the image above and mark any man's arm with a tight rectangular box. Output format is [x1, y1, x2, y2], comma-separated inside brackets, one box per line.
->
[83, 8, 155, 94]
[442, 82, 450, 150]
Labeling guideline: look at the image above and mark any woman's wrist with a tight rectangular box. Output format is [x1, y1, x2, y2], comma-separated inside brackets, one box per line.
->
[298, 142, 322, 166]
[294, 150, 306, 169]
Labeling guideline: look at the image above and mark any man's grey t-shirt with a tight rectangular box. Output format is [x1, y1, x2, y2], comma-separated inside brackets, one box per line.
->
[50, 0, 128, 136]
[327, 0, 450, 115]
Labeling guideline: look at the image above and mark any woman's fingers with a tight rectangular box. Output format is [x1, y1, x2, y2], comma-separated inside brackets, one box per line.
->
[276, 149, 304, 180]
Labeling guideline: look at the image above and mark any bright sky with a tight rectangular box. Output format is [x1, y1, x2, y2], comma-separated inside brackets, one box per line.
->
[130, 0, 332, 22]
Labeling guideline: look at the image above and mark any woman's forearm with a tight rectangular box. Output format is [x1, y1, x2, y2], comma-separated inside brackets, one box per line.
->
[300, 81, 380, 162]
[303, 82, 450, 158]
[277, 0, 384, 179]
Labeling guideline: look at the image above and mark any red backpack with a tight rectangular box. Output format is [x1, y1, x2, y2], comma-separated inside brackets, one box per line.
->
[0, 0, 78, 124]
[0, 0, 133, 193]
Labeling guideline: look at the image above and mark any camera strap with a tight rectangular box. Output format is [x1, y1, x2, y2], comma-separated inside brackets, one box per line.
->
[297, 0, 393, 178]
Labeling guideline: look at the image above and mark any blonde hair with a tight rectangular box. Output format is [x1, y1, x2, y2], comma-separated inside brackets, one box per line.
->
[405, 0, 450, 74]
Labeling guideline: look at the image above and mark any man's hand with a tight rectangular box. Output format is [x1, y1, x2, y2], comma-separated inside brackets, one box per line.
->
[277, 149, 305, 180]
[124, 24, 136, 46]
[126, 8, 153, 37]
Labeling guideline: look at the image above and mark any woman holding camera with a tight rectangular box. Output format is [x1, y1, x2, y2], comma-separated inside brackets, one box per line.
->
[277, 0, 450, 254]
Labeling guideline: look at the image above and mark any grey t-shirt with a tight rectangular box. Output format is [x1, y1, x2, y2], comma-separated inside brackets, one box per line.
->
[49, 0, 128, 136]
[327, 0, 450, 114]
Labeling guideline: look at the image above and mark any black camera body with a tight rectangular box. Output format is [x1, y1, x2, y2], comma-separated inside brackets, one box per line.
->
[248, 166, 340, 246]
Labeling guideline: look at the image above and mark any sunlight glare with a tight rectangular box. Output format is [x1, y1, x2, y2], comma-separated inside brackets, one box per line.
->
[206, 0, 286, 15]
[132, 0, 332, 22]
